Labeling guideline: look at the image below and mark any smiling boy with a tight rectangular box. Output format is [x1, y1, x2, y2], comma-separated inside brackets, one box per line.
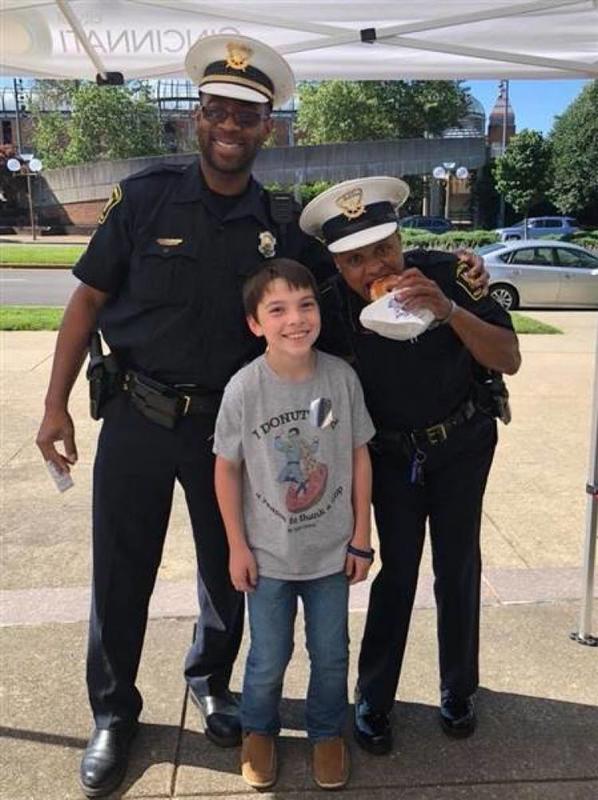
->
[213, 259, 375, 790]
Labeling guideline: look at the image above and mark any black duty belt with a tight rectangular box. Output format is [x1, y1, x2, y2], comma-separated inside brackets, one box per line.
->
[376, 397, 477, 452]
[123, 371, 222, 429]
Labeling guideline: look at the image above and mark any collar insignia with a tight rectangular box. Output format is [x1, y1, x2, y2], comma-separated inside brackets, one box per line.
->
[156, 238, 183, 246]
[258, 230, 277, 258]
[226, 42, 252, 71]
[335, 187, 365, 220]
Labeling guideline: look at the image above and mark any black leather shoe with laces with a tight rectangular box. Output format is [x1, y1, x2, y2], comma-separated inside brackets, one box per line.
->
[353, 688, 392, 755]
[190, 687, 242, 747]
[79, 722, 138, 798]
[439, 691, 476, 738]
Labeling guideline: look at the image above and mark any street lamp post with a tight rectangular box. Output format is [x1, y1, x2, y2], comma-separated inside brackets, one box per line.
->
[6, 154, 43, 240]
[432, 162, 469, 222]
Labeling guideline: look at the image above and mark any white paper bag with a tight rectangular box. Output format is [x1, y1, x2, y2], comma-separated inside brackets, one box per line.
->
[359, 294, 435, 340]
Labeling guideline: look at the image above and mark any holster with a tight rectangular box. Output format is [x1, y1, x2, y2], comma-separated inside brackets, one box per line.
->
[87, 332, 121, 420]
[124, 372, 188, 430]
[473, 366, 512, 425]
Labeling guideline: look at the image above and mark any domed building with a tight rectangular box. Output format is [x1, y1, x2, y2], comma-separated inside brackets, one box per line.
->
[443, 94, 486, 139]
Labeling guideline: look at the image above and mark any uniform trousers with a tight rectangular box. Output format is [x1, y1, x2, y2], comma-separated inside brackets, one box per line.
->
[358, 412, 497, 713]
[87, 394, 243, 728]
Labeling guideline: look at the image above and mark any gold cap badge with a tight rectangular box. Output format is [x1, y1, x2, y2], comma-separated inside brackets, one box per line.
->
[335, 187, 366, 220]
[226, 42, 252, 71]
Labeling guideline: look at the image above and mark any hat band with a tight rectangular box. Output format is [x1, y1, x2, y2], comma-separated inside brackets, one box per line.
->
[200, 60, 274, 101]
[322, 202, 398, 246]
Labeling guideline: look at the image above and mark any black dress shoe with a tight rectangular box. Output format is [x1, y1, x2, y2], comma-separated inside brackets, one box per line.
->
[439, 691, 476, 738]
[353, 688, 392, 755]
[190, 687, 242, 747]
[79, 722, 138, 798]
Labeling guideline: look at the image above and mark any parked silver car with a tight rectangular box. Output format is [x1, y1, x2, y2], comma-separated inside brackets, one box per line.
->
[495, 216, 581, 242]
[476, 240, 598, 310]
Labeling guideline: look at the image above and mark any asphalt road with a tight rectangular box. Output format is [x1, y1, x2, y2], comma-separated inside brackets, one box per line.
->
[0, 268, 77, 306]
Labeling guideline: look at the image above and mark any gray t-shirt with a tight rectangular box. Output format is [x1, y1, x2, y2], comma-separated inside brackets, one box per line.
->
[214, 350, 375, 580]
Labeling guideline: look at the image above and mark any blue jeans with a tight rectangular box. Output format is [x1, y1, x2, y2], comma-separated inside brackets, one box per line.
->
[241, 571, 349, 742]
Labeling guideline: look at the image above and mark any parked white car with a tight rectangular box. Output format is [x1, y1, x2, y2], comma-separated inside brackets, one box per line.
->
[476, 239, 598, 310]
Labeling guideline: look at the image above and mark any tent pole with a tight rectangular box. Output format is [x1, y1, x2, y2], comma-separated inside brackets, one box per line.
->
[55, 0, 110, 80]
[571, 323, 598, 647]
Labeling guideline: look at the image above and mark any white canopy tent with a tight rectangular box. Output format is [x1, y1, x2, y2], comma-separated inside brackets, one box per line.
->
[1, 0, 596, 642]
[1, 0, 597, 82]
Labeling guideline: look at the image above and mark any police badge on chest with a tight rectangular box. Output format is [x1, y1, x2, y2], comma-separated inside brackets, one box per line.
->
[258, 230, 277, 258]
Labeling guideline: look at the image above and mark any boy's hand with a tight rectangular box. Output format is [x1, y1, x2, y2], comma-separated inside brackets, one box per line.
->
[229, 547, 258, 593]
[345, 553, 372, 585]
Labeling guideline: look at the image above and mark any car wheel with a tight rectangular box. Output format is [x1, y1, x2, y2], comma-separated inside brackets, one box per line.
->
[490, 283, 519, 311]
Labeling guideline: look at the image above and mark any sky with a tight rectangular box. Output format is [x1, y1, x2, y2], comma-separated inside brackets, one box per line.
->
[463, 79, 589, 135]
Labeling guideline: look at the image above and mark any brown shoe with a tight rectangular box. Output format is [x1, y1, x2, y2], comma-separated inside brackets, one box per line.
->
[241, 733, 277, 789]
[312, 737, 350, 790]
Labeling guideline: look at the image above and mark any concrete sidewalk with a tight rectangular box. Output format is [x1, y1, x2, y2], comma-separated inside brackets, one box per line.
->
[1, 311, 597, 799]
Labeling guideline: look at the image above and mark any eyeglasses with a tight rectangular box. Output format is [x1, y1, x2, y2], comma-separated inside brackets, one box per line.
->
[200, 105, 269, 129]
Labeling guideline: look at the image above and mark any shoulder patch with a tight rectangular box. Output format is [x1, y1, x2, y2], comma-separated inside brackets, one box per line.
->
[97, 184, 122, 225]
[456, 261, 484, 301]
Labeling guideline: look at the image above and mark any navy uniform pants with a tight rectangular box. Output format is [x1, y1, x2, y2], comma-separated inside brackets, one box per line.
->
[358, 413, 497, 713]
[87, 394, 243, 728]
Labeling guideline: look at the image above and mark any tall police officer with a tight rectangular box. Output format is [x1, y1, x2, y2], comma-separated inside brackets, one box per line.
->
[36, 35, 333, 798]
[300, 178, 521, 754]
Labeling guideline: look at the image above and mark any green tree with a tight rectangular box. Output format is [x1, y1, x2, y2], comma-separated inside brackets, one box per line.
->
[31, 82, 165, 167]
[493, 129, 552, 225]
[30, 112, 71, 169]
[296, 80, 468, 144]
[549, 80, 598, 218]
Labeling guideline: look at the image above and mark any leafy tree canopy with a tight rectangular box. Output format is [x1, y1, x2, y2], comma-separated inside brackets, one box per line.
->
[548, 80, 598, 216]
[31, 81, 165, 168]
[296, 80, 469, 144]
[492, 129, 552, 217]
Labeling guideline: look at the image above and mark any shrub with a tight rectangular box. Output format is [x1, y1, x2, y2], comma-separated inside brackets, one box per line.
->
[401, 229, 500, 250]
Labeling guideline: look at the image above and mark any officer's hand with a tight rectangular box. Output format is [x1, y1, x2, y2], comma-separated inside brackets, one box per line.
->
[229, 546, 258, 593]
[455, 249, 489, 295]
[36, 409, 78, 473]
[392, 267, 451, 319]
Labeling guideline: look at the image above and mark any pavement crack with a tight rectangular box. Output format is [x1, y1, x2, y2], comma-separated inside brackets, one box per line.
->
[30, 352, 53, 371]
[483, 509, 531, 567]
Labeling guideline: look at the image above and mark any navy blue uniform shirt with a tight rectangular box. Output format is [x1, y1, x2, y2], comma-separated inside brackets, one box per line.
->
[74, 160, 333, 389]
[318, 249, 514, 431]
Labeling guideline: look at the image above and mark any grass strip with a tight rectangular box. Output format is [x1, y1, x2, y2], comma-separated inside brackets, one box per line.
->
[1, 306, 562, 335]
[0, 243, 85, 267]
[511, 312, 562, 334]
[0, 306, 64, 330]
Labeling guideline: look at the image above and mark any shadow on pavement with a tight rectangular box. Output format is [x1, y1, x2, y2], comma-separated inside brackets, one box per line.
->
[3, 688, 596, 797]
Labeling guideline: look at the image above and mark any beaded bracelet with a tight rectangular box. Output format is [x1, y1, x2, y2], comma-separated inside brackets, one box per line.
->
[347, 543, 375, 561]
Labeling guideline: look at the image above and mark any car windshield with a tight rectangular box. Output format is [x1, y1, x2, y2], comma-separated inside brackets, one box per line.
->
[476, 243, 506, 255]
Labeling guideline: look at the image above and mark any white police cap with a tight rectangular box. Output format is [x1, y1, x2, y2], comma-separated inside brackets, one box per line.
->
[185, 34, 295, 108]
[300, 176, 410, 254]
